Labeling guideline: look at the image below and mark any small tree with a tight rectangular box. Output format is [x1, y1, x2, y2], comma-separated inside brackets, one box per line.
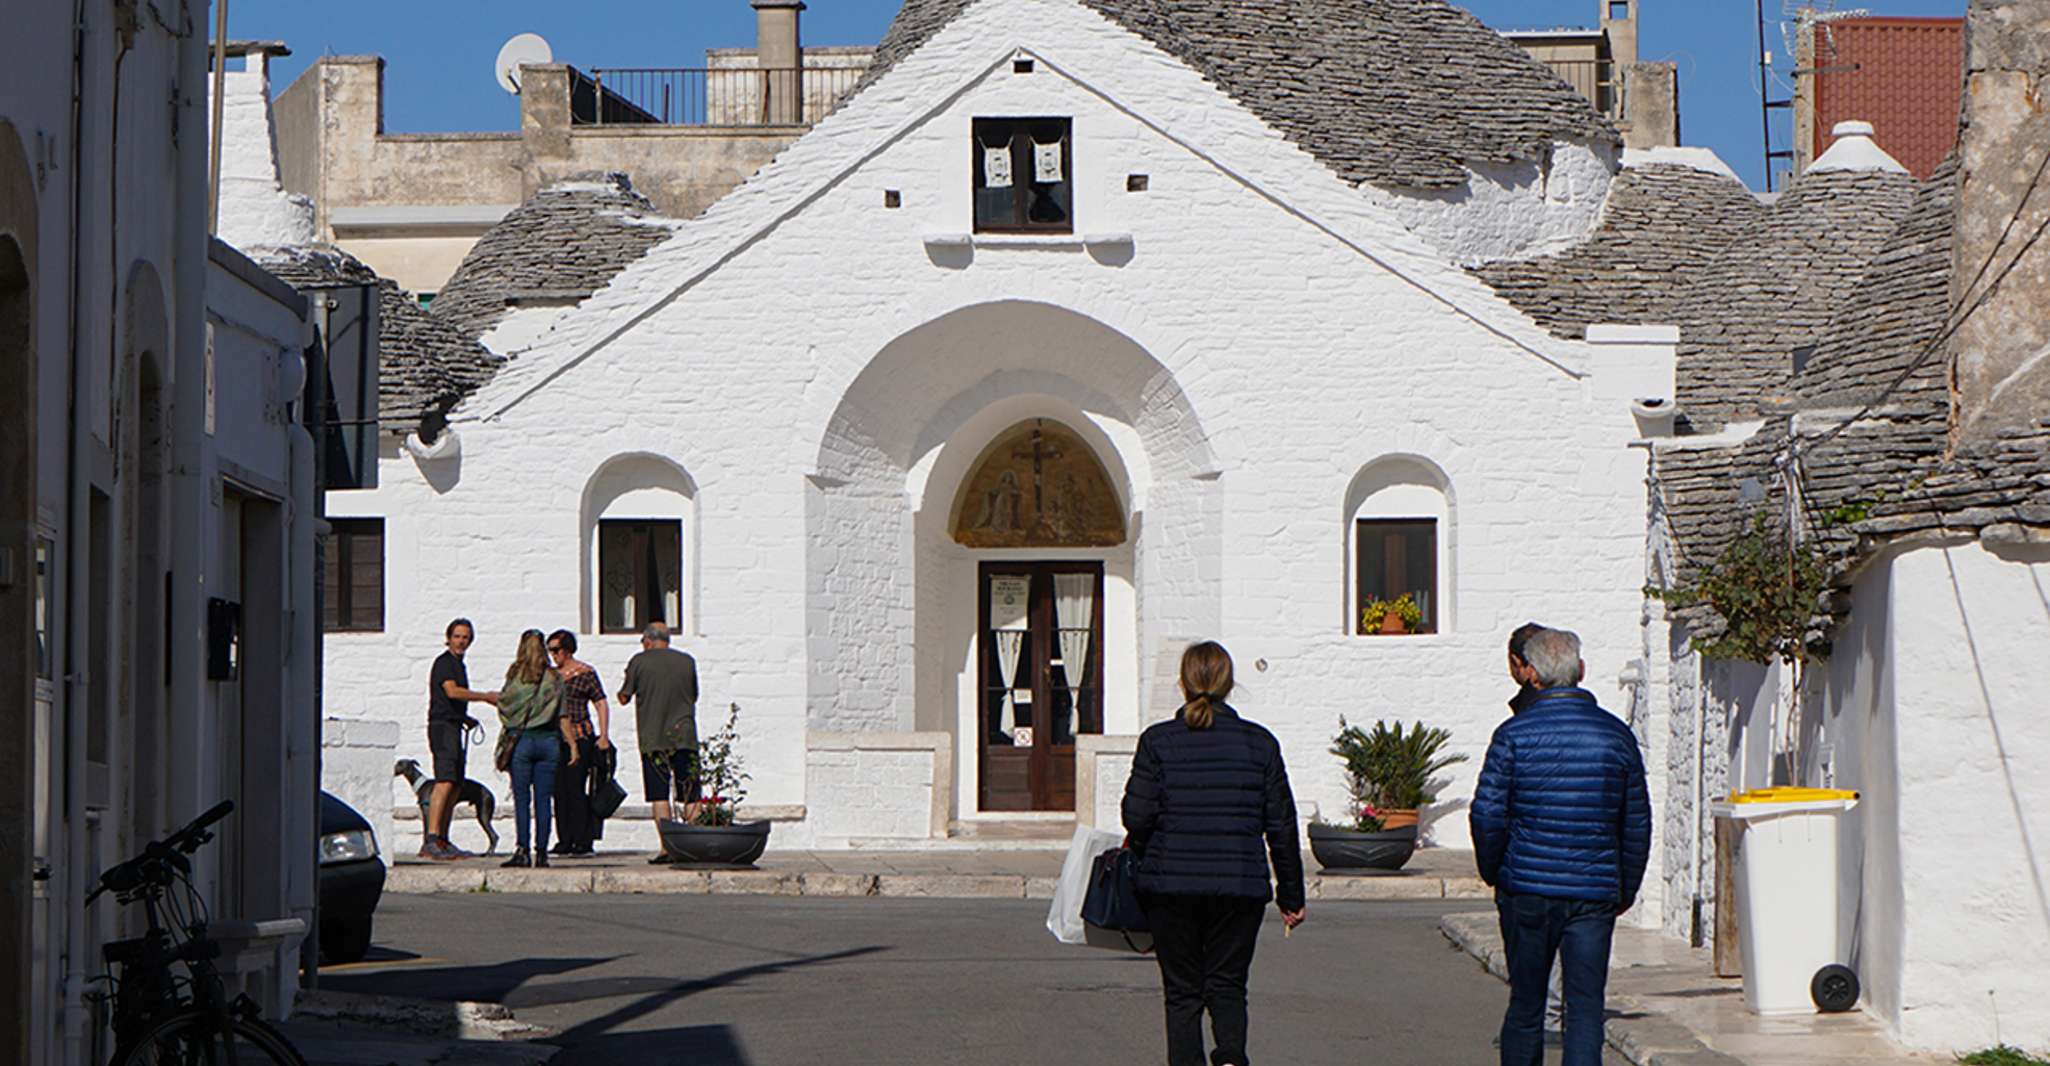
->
[1652, 509, 1832, 780]
[686, 703, 752, 827]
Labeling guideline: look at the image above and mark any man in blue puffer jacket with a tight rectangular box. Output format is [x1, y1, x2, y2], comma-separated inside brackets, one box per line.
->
[1471, 627, 1651, 1066]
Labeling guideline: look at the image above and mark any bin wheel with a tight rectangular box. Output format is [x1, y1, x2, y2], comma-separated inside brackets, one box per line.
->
[1811, 964, 1859, 1013]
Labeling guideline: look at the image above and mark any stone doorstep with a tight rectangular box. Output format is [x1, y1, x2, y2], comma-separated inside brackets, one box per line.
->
[386, 859, 1486, 901]
[1437, 912, 1944, 1066]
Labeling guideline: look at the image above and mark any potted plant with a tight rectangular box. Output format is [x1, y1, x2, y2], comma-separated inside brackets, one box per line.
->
[656, 703, 773, 867]
[1360, 594, 1424, 636]
[1308, 797, 1420, 873]
[1329, 718, 1467, 831]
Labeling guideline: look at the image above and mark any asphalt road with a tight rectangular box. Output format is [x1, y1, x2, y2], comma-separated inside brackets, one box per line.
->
[326, 895, 1625, 1066]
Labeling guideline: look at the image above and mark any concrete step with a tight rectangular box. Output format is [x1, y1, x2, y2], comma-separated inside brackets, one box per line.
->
[945, 817, 1077, 841]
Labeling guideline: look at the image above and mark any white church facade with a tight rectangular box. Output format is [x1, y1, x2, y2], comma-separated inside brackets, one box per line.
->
[316, 0, 1673, 852]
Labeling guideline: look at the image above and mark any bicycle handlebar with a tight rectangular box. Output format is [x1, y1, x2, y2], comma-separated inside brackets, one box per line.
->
[87, 800, 236, 907]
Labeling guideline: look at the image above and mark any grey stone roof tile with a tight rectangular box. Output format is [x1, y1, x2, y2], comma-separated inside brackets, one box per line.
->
[858, 0, 1617, 190]
[1473, 163, 1765, 340]
[256, 245, 503, 436]
[431, 173, 677, 342]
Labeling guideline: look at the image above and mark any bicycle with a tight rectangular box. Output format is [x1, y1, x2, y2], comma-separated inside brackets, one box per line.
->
[87, 800, 308, 1066]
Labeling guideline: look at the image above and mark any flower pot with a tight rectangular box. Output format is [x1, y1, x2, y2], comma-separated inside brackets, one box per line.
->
[1377, 808, 1420, 830]
[657, 819, 772, 867]
[1308, 823, 1420, 872]
[1378, 612, 1410, 635]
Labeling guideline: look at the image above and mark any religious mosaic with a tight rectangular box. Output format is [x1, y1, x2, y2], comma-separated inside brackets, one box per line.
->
[951, 420, 1126, 549]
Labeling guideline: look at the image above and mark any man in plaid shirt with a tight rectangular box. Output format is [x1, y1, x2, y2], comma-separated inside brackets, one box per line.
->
[548, 630, 613, 856]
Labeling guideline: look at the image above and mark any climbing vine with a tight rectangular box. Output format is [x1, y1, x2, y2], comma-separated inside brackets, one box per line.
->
[1649, 509, 1832, 667]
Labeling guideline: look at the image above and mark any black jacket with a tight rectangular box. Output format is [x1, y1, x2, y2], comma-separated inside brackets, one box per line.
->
[1121, 704, 1306, 911]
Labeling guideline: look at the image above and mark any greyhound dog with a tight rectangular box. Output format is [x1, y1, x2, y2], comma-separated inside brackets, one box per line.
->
[394, 758, 501, 855]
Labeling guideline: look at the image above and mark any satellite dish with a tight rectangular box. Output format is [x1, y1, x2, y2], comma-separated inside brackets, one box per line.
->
[494, 33, 553, 95]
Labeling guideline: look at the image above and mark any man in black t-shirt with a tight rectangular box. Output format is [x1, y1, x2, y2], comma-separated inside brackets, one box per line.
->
[423, 618, 499, 860]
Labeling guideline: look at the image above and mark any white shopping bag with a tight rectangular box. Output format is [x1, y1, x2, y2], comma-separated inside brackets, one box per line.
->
[1047, 825, 1123, 945]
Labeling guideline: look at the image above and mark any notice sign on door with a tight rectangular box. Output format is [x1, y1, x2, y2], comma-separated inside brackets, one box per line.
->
[989, 576, 1031, 632]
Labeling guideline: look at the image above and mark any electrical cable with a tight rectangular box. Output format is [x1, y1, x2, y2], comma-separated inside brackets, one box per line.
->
[1798, 145, 2050, 455]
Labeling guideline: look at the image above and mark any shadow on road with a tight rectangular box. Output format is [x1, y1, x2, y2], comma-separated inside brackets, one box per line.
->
[546, 944, 890, 1052]
[551, 1024, 750, 1066]
[327, 954, 618, 1004]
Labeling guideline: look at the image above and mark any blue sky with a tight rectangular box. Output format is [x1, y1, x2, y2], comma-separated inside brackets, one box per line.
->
[234, 0, 1966, 190]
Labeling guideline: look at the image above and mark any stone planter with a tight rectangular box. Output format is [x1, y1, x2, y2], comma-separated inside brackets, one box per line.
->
[657, 819, 772, 867]
[1308, 822, 1419, 873]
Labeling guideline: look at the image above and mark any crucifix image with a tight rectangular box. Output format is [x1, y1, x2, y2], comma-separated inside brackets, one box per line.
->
[1012, 419, 1063, 536]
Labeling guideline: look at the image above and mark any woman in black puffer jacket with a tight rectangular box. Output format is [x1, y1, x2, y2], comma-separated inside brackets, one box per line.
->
[1122, 641, 1307, 1066]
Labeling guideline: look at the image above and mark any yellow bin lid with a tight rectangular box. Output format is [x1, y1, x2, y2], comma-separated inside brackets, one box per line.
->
[1729, 787, 1859, 803]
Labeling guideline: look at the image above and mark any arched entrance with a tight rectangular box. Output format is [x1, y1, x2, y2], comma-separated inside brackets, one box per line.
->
[810, 301, 1220, 819]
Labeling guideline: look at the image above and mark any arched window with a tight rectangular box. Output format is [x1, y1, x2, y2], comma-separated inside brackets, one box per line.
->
[582, 455, 696, 635]
[1346, 457, 1452, 636]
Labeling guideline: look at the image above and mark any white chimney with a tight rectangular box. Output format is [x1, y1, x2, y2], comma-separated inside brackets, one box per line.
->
[1808, 121, 1909, 175]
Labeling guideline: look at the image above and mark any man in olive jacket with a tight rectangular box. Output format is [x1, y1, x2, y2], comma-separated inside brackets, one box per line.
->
[1470, 627, 1651, 1066]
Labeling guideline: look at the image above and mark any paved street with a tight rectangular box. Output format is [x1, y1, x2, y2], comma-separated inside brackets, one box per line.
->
[325, 895, 1625, 1065]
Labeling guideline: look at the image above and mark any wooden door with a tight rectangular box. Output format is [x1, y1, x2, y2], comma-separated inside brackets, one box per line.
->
[977, 562, 1104, 812]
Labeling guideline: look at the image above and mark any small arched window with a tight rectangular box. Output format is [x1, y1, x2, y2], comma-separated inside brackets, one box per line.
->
[582, 455, 696, 635]
[1346, 457, 1452, 636]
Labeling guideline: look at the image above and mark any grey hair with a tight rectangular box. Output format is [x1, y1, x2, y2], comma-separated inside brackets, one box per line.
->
[642, 623, 671, 645]
[1522, 627, 1583, 689]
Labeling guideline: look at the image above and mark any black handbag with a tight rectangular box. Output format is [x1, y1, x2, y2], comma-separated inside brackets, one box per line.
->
[1081, 847, 1150, 937]
[590, 748, 629, 820]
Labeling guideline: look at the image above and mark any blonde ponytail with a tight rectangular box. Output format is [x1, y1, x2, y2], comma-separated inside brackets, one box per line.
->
[1178, 641, 1235, 731]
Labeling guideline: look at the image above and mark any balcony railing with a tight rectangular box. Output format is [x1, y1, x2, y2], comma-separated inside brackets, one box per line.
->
[578, 67, 866, 127]
[1538, 58, 1620, 119]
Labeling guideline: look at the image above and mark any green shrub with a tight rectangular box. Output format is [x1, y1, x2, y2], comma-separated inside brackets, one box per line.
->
[1957, 1047, 2050, 1066]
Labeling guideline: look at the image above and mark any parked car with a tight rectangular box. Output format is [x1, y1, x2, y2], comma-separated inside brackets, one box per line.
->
[318, 791, 386, 964]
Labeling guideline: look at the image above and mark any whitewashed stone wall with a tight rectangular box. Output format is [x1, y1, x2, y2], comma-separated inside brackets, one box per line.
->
[321, 716, 399, 863]
[325, 0, 1666, 849]
[805, 733, 947, 847]
[1368, 141, 1618, 266]
[209, 57, 315, 252]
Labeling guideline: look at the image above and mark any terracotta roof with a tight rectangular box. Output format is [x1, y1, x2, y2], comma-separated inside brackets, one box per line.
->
[1809, 18, 1964, 181]
[1473, 163, 1765, 340]
[859, 0, 1618, 190]
[431, 173, 677, 342]
[256, 245, 502, 435]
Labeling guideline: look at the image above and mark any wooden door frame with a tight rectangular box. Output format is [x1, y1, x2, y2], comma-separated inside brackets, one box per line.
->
[976, 560, 1105, 812]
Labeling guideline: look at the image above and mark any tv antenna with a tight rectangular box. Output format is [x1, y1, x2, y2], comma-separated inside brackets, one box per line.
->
[494, 32, 553, 95]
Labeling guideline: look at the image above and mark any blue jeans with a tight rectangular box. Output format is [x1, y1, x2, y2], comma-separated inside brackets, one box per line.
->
[1497, 891, 1616, 1066]
[509, 731, 561, 852]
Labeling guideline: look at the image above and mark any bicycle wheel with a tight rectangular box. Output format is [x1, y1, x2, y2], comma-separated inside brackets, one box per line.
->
[111, 1007, 308, 1066]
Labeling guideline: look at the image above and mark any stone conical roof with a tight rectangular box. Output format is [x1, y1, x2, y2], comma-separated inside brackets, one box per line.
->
[859, 0, 1617, 190]
[431, 173, 677, 343]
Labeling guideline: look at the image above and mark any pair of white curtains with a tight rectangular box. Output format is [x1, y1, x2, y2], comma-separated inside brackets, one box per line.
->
[992, 575, 1094, 736]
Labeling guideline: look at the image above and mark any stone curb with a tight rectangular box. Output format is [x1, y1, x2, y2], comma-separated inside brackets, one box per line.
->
[1438, 913, 1746, 1066]
[388, 864, 1488, 902]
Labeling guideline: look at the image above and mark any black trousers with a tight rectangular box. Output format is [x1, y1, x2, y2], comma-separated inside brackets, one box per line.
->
[1143, 894, 1266, 1066]
[554, 736, 598, 850]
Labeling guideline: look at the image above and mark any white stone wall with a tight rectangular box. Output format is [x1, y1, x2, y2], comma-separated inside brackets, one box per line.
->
[322, 716, 400, 863]
[1367, 141, 1618, 266]
[210, 57, 316, 252]
[1881, 540, 2050, 1051]
[325, 0, 1664, 850]
[805, 733, 946, 847]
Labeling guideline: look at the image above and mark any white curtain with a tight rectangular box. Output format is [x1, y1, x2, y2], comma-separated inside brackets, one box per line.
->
[1054, 574, 1094, 720]
[995, 628, 1027, 733]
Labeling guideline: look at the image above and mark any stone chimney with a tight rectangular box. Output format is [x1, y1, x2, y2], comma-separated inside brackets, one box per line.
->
[753, 0, 805, 125]
[1952, 0, 2050, 441]
[1601, 0, 1640, 69]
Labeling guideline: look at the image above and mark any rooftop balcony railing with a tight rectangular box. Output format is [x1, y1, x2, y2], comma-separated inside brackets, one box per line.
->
[577, 66, 866, 127]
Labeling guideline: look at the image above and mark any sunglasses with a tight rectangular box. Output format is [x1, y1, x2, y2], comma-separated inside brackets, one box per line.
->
[547, 644, 564, 654]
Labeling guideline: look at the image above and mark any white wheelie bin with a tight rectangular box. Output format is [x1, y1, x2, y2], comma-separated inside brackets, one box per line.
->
[1709, 788, 1862, 1015]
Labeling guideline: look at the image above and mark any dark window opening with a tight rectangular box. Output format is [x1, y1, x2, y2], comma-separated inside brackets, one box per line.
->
[599, 519, 682, 634]
[1355, 519, 1438, 635]
[323, 518, 385, 632]
[973, 117, 1073, 234]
